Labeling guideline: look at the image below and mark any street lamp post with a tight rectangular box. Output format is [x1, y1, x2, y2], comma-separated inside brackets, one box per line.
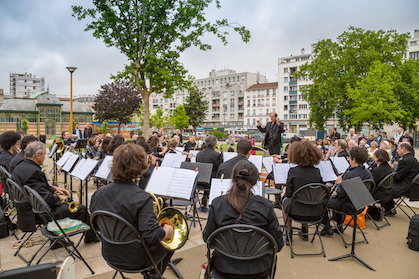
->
[66, 67, 77, 133]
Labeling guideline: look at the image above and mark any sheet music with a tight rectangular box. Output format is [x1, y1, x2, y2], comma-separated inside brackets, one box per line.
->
[146, 167, 198, 200]
[49, 143, 58, 158]
[263, 157, 274, 174]
[161, 153, 186, 168]
[191, 156, 196, 163]
[175, 147, 184, 154]
[166, 168, 198, 200]
[290, 163, 299, 168]
[330, 157, 350, 174]
[95, 155, 113, 179]
[70, 158, 86, 179]
[223, 152, 237, 162]
[273, 164, 291, 184]
[315, 161, 338, 182]
[249, 155, 263, 173]
[363, 162, 369, 169]
[62, 154, 79, 172]
[76, 159, 98, 180]
[209, 179, 263, 205]
[56, 152, 72, 167]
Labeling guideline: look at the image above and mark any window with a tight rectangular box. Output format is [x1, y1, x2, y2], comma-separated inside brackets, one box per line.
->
[258, 99, 261, 106]
[273, 89, 276, 96]
[285, 59, 290, 63]
[242, 75, 245, 81]
[247, 100, 250, 107]
[247, 119, 250, 124]
[253, 118, 256, 124]
[253, 100, 256, 106]
[259, 109, 262, 115]
[266, 89, 269, 96]
[410, 52, 419, 59]
[290, 96, 297, 101]
[299, 95, 302, 100]
[410, 41, 417, 46]
[247, 109, 250, 115]
[205, 81, 207, 85]
[301, 56, 310, 61]
[299, 104, 307, 109]
[284, 114, 288, 120]
[230, 106, 234, 112]
[216, 79, 218, 84]
[272, 98, 276, 104]
[284, 86, 288, 92]
[232, 77, 235, 82]
[230, 98, 234, 105]
[252, 109, 256, 115]
[229, 77, 231, 82]
[284, 96, 288, 101]
[298, 114, 307, 119]
[237, 76, 240, 81]
[266, 109, 269, 114]
[284, 68, 288, 73]
[284, 105, 288, 111]
[231, 113, 235, 118]
[284, 77, 288, 83]
[295, 58, 300, 61]
[230, 91, 234, 96]
[290, 114, 298, 119]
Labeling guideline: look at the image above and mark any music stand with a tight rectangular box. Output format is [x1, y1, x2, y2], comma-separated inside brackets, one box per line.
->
[328, 176, 377, 271]
[75, 139, 88, 150]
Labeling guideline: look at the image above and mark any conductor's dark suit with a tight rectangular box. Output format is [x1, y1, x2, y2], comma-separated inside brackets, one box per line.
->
[392, 153, 419, 199]
[257, 121, 285, 155]
[196, 147, 223, 178]
[216, 154, 247, 179]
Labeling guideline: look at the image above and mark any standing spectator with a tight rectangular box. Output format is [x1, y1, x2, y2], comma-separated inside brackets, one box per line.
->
[131, 134, 138, 144]
[248, 134, 256, 155]
[330, 127, 341, 140]
[171, 129, 183, 144]
[226, 134, 235, 152]
[374, 131, 382, 144]
[72, 123, 83, 139]
[394, 128, 403, 146]
[83, 122, 93, 139]
[346, 129, 358, 142]
[356, 132, 363, 144]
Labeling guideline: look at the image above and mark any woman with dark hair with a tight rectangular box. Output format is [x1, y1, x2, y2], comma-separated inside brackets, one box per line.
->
[317, 138, 326, 156]
[0, 131, 21, 178]
[106, 135, 125, 155]
[282, 140, 324, 243]
[85, 136, 99, 159]
[321, 146, 373, 236]
[370, 149, 394, 211]
[203, 160, 283, 279]
[148, 136, 165, 158]
[97, 136, 112, 160]
[90, 144, 175, 278]
[9, 135, 37, 173]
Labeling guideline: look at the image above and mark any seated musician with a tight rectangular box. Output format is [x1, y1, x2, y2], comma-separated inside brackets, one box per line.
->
[96, 136, 112, 160]
[321, 146, 373, 236]
[85, 136, 99, 159]
[183, 135, 196, 152]
[383, 142, 419, 215]
[273, 136, 301, 163]
[335, 139, 349, 159]
[370, 149, 394, 214]
[0, 131, 21, 195]
[61, 131, 76, 148]
[12, 141, 98, 244]
[106, 135, 125, 156]
[90, 144, 175, 279]
[203, 160, 284, 279]
[282, 140, 323, 244]
[136, 140, 157, 190]
[216, 140, 252, 179]
[196, 135, 223, 206]
[9, 135, 37, 174]
[148, 136, 165, 158]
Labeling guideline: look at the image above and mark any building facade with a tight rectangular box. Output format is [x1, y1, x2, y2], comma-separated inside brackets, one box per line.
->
[9, 72, 45, 97]
[74, 94, 96, 108]
[404, 29, 419, 59]
[244, 82, 278, 129]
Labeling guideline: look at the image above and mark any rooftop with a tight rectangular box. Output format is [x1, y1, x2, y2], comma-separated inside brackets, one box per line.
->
[246, 82, 278, 90]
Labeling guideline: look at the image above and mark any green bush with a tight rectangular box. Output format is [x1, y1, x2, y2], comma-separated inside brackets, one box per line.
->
[210, 130, 228, 140]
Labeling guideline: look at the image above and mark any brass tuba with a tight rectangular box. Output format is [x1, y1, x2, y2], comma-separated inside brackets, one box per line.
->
[147, 192, 189, 251]
[53, 138, 65, 154]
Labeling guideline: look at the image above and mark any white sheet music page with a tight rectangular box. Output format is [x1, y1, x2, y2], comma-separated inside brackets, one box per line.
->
[161, 153, 180, 168]
[330, 157, 349, 174]
[146, 167, 175, 196]
[363, 162, 369, 169]
[95, 155, 113, 179]
[263, 157, 274, 174]
[251, 181, 263, 196]
[273, 164, 290, 184]
[56, 152, 72, 167]
[172, 155, 187, 168]
[249, 155, 263, 173]
[166, 168, 198, 200]
[223, 152, 237, 162]
[77, 159, 98, 180]
[70, 158, 86, 179]
[49, 143, 58, 158]
[315, 161, 338, 182]
[62, 154, 79, 172]
[209, 179, 232, 205]
[175, 147, 184, 154]
[189, 150, 200, 163]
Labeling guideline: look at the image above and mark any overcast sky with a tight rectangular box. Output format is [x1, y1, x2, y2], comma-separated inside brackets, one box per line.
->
[0, 0, 418, 98]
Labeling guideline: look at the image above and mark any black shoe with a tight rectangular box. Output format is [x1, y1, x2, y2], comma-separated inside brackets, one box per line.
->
[273, 203, 282, 209]
[84, 236, 100, 243]
[333, 225, 344, 234]
[385, 208, 397, 216]
[285, 229, 293, 246]
[299, 226, 308, 241]
[320, 226, 333, 236]
[201, 196, 208, 207]
[50, 239, 73, 250]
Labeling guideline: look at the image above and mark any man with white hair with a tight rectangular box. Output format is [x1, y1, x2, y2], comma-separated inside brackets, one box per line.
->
[394, 128, 403, 146]
[346, 129, 358, 142]
[347, 139, 356, 150]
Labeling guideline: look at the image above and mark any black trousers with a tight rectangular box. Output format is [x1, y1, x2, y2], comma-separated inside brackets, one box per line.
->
[267, 141, 280, 156]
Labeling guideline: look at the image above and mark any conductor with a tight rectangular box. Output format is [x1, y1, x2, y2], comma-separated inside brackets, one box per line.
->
[257, 112, 285, 155]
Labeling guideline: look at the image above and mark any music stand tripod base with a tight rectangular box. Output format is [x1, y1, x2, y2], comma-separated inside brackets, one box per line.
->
[198, 206, 209, 213]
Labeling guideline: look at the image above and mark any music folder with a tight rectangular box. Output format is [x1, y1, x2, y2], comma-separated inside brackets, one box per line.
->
[209, 179, 264, 205]
[69, 159, 98, 180]
[56, 152, 72, 167]
[75, 139, 88, 149]
[180, 162, 212, 185]
[273, 161, 338, 184]
[160, 153, 187, 168]
[49, 143, 59, 158]
[146, 167, 199, 201]
[95, 155, 113, 181]
[330, 157, 349, 174]
[61, 153, 79, 173]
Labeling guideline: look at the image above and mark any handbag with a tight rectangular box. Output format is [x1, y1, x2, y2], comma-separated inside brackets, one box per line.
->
[344, 206, 368, 230]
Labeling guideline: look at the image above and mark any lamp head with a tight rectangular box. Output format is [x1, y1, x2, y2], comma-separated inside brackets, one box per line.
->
[66, 67, 77, 74]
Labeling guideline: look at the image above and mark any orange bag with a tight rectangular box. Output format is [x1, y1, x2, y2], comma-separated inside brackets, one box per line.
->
[343, 207, 368, 230]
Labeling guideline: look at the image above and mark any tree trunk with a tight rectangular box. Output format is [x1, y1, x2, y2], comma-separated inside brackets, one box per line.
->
[142, 93, 150, 139]
[118, 123, 121, 135]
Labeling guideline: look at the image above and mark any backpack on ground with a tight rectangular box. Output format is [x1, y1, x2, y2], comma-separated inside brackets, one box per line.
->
[407, 214, 419, 251]
[0, 206, 9, 238]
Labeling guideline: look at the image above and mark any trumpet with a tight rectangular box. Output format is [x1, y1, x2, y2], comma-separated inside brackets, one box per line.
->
[147, 192, 189, 251]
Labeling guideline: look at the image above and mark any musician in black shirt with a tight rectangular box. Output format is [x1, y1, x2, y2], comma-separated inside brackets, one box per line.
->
[183, 135, 196, 152]
[90, 144, 174, 278]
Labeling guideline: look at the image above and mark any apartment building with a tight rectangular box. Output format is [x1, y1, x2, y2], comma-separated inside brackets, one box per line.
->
[9, 72, 45, 97]
[244, 82, 278, 128]
[74, 94, 96, 108]
[404, 29, 419, 59]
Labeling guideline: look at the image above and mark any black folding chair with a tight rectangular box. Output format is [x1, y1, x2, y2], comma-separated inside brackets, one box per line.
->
[206, 224, 278, 279]
[367, 172, 396, 230]
[91, 210, 184, 279]
[0, 166, 16, 227]
[7, 179, 47, 265]
[393, 173, 419, 219]
[23, 186, 94, 274]
[283, 183, 330, 258]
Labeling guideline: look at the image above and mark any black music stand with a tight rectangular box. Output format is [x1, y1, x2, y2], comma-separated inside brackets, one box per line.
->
[75, 139, 88, 151]
[328, 176, 377, 271]
[180, 162, 213, 213]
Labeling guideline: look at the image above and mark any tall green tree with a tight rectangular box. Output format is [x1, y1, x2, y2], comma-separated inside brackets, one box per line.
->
[296, 26, 418, 130]
[72, 0, 250, 139]
[149, 106, 164, 129]
[172, 105, 189, 130]
[93, 80, 142, 134]
[184, 88, 209, 135]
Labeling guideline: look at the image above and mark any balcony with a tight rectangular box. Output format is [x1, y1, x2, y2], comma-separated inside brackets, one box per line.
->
[238, 116, 244, 119]
[212, 103, 220, 107]
[212, 117, 220, 120]
[289, 91, 297, 95]
[238, 102, 244, 105]
[289, 100, 297, 104]
[289, 81, 297, 85]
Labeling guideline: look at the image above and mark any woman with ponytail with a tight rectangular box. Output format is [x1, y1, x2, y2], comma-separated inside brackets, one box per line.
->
[203, 160, 283, 279]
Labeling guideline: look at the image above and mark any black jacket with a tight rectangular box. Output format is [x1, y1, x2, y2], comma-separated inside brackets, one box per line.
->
[392, 153, 419, 198]
[337, 149, 349, 159]
[203, 195, 283, 276]
[9, 150, 24, 174]
[90, 181, 166, 270]
[83, 127, 93, 139]
[183, 141, 196, 152]
[196, 147, 223, 178]
[216, 154, 247, 179]
[371, 162, 394, 203]
[257, 121, 285, 148]
[85, 145, 98, 159]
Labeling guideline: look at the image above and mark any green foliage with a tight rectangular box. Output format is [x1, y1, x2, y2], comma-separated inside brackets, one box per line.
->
[149, 106, 164, 129]
[21, 119, 29, 133]
[171, 105, 189, 130]
[100, 121, 109, 134]
[184, 88, 209, 134]
[210, 130, 227, 140]
[72, 0, 250, 138]
[296, 26, 416, 130]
